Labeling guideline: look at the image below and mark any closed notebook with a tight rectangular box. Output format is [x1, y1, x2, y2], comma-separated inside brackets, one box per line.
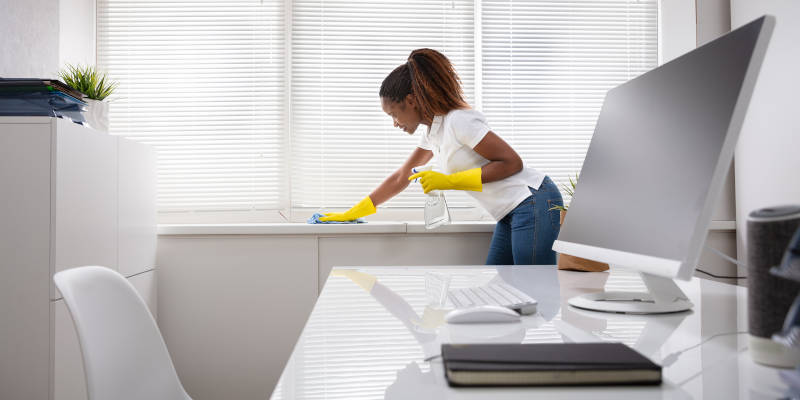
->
[442, 342, 661, 387]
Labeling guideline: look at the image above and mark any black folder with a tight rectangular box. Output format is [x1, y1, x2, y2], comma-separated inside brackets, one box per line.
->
[442, 342, 662, 387]
[0, 78, 85, 100]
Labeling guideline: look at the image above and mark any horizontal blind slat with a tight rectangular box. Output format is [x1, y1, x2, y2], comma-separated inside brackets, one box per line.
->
[481, 0, 657, 202]
[98, 0, 285, 213]
[290, 0, 476, 208]
[98, 0, 657, 219]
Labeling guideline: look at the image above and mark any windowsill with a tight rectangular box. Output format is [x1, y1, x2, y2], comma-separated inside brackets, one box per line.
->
[157, 220, 736, 236]
[157, 221, 497, 235]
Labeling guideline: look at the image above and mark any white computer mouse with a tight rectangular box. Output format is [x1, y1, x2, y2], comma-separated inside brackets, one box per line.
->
[445, 305, 521, 324]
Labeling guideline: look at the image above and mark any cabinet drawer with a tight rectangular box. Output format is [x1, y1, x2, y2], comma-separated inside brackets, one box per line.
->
[118, 139, 157, 277]
[53, 299, 87, 400]
[54, 119, 118, 282]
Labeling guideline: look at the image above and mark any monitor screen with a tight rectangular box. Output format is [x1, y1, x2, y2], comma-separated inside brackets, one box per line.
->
[554, 16, 774, 281]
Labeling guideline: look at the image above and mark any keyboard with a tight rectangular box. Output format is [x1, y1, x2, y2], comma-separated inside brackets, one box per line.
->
[447, 282, 538, 315]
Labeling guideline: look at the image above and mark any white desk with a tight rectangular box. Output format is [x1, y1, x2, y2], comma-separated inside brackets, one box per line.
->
[271, 266, 789, 399]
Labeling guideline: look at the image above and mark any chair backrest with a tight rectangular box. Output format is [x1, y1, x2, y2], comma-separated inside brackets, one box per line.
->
[54, 266, 191, 400]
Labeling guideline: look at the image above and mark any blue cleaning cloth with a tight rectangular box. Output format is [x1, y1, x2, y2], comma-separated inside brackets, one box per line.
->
[307, 212, 366, 224]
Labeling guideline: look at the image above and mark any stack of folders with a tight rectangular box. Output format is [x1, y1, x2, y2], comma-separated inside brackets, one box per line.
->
[0, 78, 86, 123]
[441, 342, 662, 387]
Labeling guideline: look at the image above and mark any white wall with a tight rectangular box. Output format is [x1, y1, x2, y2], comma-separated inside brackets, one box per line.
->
[732, 1, 800, 262]
[0, 0, 94, 78]
[695, 0, 739, 228]
[0, 0, 60, 77]
[59, 0, 96, 67]
[696, 0, 737, 225]
[157, 236, 321, 400]
[660, 0, 741, 281]
[694, 0, 741, 283]
[659, 0, 696, 64]
[697, 0, 732, 46]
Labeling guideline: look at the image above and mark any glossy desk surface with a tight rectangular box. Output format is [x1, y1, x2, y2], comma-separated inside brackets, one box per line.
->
[271, 266, 788, 399]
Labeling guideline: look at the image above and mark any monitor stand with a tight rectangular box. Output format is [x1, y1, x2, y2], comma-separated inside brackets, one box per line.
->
[568, 272, 694, 314]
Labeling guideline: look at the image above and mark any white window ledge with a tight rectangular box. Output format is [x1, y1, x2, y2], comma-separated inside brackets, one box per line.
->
[157, 221, 497, 235]
[157, 220, 735, 236]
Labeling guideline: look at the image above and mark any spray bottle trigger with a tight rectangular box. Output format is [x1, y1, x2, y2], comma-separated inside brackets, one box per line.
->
[412, 164, 433, 183]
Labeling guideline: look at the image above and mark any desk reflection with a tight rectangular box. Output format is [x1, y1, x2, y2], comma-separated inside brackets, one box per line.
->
[332, 268, 553, 400]
[271, 266, 764, 400]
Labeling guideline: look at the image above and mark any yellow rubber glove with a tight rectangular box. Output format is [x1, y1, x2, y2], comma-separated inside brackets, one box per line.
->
[408, 167, 483, 194]
[319, 196, 376, 222]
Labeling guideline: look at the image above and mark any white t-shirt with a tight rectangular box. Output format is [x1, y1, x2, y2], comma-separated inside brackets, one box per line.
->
[417, 108, 546, 221]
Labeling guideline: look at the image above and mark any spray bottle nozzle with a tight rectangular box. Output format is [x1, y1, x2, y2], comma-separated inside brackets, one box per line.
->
[411, 164, 434, 183]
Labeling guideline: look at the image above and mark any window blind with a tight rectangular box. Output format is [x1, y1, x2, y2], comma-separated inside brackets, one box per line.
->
[481, 0, 658, 204]
[97, 0, 658, 222]
[97, 0, 285, 215]
[290, 0, 476, 209]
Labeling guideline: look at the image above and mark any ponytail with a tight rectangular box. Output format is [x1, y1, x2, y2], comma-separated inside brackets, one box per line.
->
[379, 48, 468, 119]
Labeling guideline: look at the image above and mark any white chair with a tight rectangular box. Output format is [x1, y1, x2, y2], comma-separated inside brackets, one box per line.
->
[54, 266, 192, 400]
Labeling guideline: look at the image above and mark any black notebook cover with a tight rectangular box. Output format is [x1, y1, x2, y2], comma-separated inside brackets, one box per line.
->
[442, 342, 661, 387]
[0, 78, 85, 100]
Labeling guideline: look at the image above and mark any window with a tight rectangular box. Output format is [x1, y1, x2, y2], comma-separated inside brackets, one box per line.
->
[98, 0, 658, 224]
[291, 0, 476, 214]
[97, 0, 286, 222]
[482, 0, 658, 192]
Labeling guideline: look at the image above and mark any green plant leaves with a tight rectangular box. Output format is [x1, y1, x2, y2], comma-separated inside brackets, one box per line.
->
[549, 173, 579, 211]
[58, 64, 118, 101]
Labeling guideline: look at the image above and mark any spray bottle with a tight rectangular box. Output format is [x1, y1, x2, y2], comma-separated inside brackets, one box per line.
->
[412, 164, 452, 230]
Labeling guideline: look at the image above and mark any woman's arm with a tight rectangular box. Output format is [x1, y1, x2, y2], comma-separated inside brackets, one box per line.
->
[369, 147, 434, 206]
[320, 147, 433, 222]
[472, 131, 524, 183]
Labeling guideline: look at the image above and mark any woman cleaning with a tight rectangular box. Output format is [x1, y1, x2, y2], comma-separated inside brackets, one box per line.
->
[320, 48, 563, 265]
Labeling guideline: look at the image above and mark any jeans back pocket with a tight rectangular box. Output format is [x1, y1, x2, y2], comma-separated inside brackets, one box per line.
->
[547, 198, 564, 231]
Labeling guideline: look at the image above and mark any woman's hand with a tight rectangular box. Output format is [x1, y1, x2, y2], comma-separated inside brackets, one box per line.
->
[408, 168, 483, 194]
[319, 196, 377, 222]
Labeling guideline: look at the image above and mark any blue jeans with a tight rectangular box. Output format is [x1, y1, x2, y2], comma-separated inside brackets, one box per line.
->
[486, 176, 564, 265]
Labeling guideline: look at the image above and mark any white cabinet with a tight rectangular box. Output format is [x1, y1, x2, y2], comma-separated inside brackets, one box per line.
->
[0, 117, 157, 400]
[53, 118, 119, 297]
[53, 298, 88, 400]
[0, 118, 52, 400]
[118, 140, 157, 277]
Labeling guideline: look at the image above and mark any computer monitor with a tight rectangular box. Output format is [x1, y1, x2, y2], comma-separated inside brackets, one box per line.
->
[552, 15, 775, 314]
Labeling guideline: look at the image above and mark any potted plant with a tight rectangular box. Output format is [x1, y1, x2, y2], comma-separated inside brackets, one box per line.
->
[550, 174, 609, 272]
[59, 64, 118, 132]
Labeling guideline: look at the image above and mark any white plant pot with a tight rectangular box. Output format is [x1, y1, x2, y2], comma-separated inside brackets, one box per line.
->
[84, 99, 109, 133]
